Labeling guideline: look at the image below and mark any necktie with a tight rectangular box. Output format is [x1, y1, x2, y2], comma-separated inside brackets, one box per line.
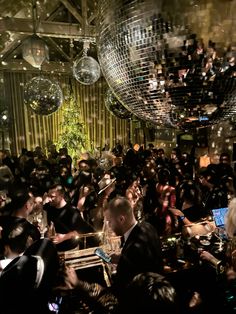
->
[120, 235, 125, 248]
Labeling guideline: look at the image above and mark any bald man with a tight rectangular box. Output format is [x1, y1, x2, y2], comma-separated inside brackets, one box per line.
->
[105, 196, 163, 297]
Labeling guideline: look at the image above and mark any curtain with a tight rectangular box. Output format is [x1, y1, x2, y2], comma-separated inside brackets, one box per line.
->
[4, 71, 130, 156]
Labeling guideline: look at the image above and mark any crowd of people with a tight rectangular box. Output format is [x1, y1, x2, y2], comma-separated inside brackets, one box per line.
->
[0, 142, 236, 313]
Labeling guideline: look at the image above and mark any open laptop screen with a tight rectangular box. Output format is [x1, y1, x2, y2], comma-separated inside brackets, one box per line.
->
[212, 207, 228, 228]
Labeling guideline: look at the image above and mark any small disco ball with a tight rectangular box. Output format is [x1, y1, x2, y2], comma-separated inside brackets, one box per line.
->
[73, 56, 101, 85]
[105, 89, 132, 119]
[24, 77, 63, 115]
[98, 0, 236, 129]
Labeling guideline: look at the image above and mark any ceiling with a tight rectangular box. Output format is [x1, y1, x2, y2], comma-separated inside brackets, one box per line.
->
[0, 0, 99, 73]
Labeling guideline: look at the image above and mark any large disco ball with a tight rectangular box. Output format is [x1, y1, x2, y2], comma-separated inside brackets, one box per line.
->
[73, 56, 101, 85]
[24, 77, 63, 115]
[97, 0, 236, 129]
[105, 89, 132, 119]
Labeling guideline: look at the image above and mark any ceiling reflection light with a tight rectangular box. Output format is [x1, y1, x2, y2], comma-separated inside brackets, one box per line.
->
[0, 110, 9, 128]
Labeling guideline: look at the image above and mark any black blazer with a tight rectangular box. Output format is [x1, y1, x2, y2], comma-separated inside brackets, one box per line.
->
[112, 221, 163, 297]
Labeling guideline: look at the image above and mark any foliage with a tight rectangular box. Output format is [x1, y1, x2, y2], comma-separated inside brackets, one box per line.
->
[56, 91, 89, 164]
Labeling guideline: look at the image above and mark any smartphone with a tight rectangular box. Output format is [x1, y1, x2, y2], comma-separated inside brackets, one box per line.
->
[48, 296, 62, 313]
[94, 247, 111, 263]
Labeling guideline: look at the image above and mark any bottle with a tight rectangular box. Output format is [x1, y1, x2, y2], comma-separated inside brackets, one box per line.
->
[102, 219, 116, 252]
[176, 238, 184, 260]
[48, 221, 56, 238]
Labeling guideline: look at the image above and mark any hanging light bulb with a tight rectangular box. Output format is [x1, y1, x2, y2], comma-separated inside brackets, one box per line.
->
[22, 0, 49, 69]
[73, 41, 101, 85]
[22, 34, 49, 68]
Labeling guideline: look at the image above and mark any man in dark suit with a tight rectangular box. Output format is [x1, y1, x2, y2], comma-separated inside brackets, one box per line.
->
[58, 196, 163, 312]
[106, 196, 163, 296]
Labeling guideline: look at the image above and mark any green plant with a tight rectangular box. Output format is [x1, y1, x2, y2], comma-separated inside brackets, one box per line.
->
[56, 89, 89, 165]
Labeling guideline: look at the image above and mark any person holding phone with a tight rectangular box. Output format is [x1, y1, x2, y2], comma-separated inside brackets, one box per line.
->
[57, 196, 163, 312]
[106, 196, 163, 295]
[197, 197, 236, 313]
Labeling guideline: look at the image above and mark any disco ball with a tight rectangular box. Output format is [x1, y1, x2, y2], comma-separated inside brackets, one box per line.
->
[24, 77, 63, 115]
[73, 56, 101, 85]
[97, 0, 236, 129]
[105, 89, 132, 119]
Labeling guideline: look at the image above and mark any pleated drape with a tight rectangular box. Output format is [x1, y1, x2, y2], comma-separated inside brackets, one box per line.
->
[4, 72, 130, 156]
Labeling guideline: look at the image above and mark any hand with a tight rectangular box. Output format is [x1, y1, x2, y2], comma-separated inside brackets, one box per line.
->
[109, 252, 121, 265]
[226, 267, 236, 281]
[57, 266, 79, 291]
[168, 207, 184, 217]
[51, 233, 67, 244]
[189, 291, 202, 308]
[80, 185, 91, 198]
[199, 250, 215, 261]
[104, 184, 115, 197]
[42, 192, 51, 205]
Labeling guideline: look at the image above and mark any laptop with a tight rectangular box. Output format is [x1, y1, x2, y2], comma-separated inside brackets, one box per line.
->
[211, 207, 228, 229]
